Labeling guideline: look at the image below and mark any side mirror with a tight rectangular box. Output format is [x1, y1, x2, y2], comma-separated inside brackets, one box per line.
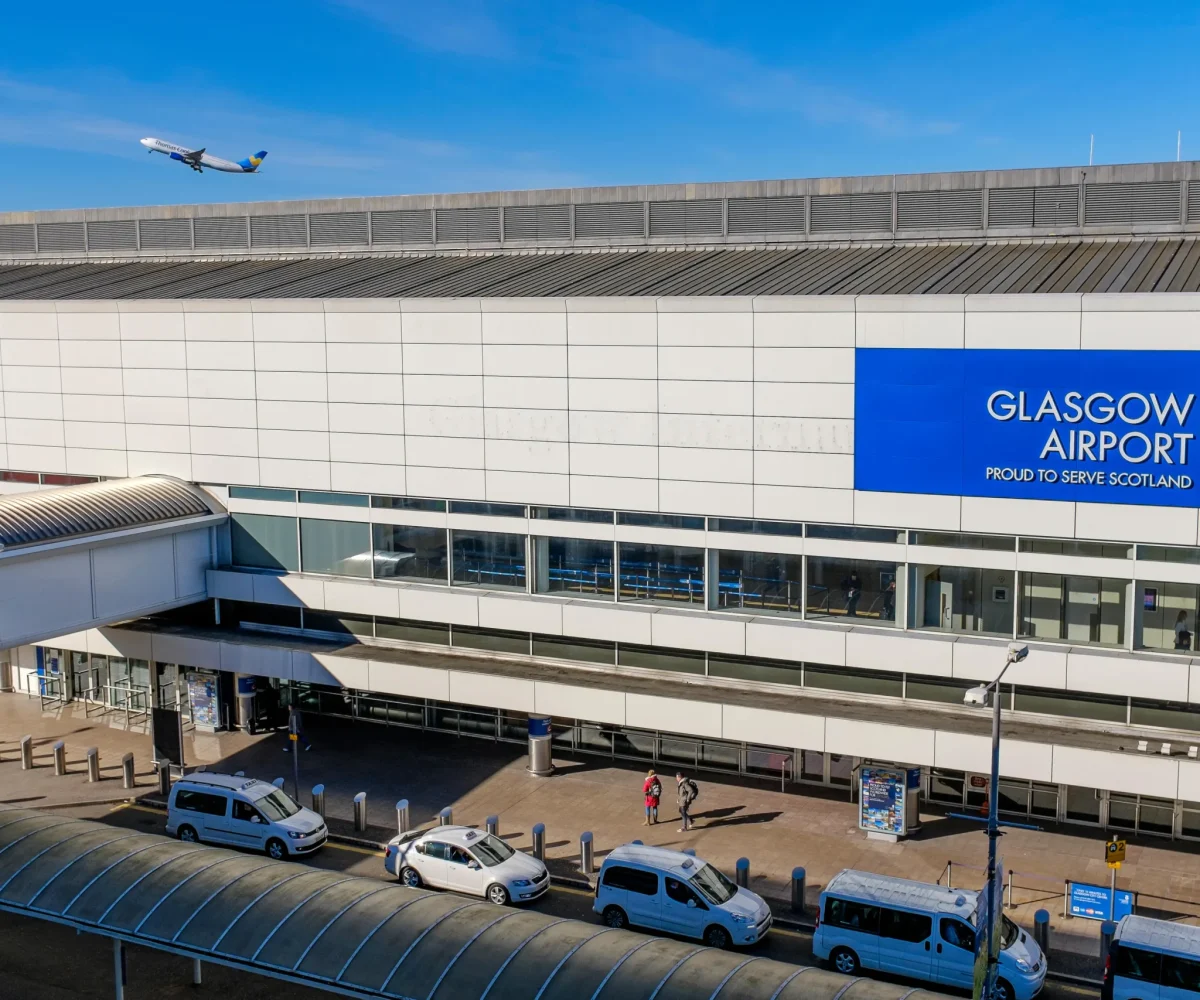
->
[687, 898, 697, 908]
[468, 861, 481, 870]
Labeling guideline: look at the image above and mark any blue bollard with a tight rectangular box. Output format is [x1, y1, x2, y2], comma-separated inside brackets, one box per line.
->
[792, 867, 807, 912]
[1034, 908, 1050, 954]
[736, 857, 750, 888]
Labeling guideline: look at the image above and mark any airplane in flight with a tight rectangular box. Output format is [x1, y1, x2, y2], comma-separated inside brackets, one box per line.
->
[140, 137, 267, 174]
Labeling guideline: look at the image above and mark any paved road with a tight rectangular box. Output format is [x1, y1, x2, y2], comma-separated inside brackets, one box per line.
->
[50, 801, 1099, 1000]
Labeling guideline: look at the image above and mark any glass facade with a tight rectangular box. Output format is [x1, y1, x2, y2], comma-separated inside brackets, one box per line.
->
[618, 542, 704, 604]
[451, 530, 526, 590]
[807, 557, 898, 625]
[534, 537, 614, 598]
[300, 518, 371, 577]
[231, 513, 299, 572]
[372, 524, 448, 583]
[1141, 581, 1199, 653]
[713, 550, 802, 614]
[912, 564, 1013, 636]
[1019, 574, 1128, 646]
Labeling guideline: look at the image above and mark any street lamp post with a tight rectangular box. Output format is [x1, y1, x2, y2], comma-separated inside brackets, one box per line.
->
[964, 642, 1028, 1000]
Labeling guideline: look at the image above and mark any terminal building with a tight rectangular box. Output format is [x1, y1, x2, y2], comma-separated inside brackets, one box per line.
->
[6, 159, 1200, 838]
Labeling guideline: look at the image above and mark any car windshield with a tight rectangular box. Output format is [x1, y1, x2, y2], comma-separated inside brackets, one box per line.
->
[256, 789, 301, 822]
[690, 863, 737, 905]
[469, 834, 517, 867]
[970, 911, 1020, 950]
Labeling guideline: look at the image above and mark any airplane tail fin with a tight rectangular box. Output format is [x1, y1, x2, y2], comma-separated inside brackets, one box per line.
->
[238, 150, 268, 172]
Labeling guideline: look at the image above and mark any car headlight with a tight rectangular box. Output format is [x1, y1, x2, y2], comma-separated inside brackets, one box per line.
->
[730, 913, 748, 923]
[288, 830, 308, 839]
[1014, 958, 1032, 973]
[512, 879, 532, 887]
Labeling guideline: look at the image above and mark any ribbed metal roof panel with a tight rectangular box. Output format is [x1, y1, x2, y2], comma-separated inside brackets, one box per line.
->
[0, 476, 223, 550]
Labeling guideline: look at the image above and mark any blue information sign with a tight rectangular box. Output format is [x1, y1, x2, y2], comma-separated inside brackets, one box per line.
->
[855, 348, 1200, 507]
[1068, 882, 1134, 921]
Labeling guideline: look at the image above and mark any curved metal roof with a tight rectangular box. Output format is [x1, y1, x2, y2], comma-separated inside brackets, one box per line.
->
[0, 807, 942, 1000]
[0, 476, 224, 550]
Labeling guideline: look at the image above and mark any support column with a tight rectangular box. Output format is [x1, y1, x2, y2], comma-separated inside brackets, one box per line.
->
[113, 939, 126, 1000]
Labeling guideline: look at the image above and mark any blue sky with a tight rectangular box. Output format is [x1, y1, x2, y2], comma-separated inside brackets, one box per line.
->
[2, 1, 1199, 210]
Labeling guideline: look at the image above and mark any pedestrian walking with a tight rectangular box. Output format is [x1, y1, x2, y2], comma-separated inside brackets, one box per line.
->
[676, 772, 699, 831]
[642, 769, 661, 825]
[842, 570, 862, 618]
[282, 704, 312, 752]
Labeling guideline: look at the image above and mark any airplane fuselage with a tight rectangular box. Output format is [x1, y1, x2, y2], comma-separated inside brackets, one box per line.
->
[139, 137, 263, 173]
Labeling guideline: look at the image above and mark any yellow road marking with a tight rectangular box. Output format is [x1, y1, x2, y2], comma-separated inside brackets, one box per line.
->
[325, 842, 384, 857]
[549, 884, 594, 896]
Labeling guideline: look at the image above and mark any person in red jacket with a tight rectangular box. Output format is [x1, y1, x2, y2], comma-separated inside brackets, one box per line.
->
[642, 769, 662, 826]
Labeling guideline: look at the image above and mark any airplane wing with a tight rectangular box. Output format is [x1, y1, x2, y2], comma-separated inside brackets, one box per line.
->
[182, 147, 205, 164]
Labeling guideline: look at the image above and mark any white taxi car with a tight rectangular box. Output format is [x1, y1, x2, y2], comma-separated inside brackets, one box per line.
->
[384, 825, 549, 905]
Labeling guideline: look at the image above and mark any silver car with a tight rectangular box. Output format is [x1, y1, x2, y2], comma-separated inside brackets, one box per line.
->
[384, 825, 549, 905]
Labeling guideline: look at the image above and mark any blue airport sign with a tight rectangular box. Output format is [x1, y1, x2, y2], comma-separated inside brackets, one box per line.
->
[1068, 881, 1133, 921]
[855, 349, 1200, 507]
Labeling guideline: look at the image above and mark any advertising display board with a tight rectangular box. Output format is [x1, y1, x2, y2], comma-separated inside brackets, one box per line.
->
[859, 766, 907, 836]
[186, 671, 219, 731]
[856, 348, 1200, 507]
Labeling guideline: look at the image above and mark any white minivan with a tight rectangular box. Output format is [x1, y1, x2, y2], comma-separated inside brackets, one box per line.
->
[166, 773, 326, 860]
[593, 844, 773, 950]
[1104, 915, 1200, 1000]
[813, 870, 1046, 1000]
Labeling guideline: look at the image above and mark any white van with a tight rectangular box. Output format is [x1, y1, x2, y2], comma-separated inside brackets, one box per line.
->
[1104, 915, 1200, 1000]
[166, 773, 326, 861]
[814, 870, 1046, 1000]
[592, 844, 772, 950]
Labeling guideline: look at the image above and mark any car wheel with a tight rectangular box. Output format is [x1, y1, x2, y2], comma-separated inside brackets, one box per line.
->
[487, 884, 510, 905]
[266, 838, 288, 861]
[400, 866, 423, 889]
[704, 925, 732, 950]
[602, 905, 628, 929]
[831, 947, 860, 975]
[177, 825, 199, 844]
[995, 979, 1015, 1000]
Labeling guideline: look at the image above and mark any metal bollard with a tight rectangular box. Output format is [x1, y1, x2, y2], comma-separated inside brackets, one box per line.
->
[272, 777, 285, 789]
[312, 784, 326, 816]
[53, 741, 66, 776]
[791, 867, 807, 913]
[1034, 909, 1050, 955]
[193, 958, 202, 986]
[486, 815, 499, 836]
[580, 831, 594, 875]
[683, 849, 696, 857]
[156, 760, 170, 796]
[122, 752, 135, 789]
[439, 806, 453, 827]
[86, 747, 100, 783]
[532, 822, 545, 861]
[1101, 920, 1117, 958]
[20, 735, 32, 770]
[354, 792, 367, 833]
[1007, 869, 1015, 909]
[735, 857, 749, 888]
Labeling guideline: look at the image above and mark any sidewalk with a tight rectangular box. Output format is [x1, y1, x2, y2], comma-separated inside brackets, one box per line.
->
[5, 692, 1199, 975]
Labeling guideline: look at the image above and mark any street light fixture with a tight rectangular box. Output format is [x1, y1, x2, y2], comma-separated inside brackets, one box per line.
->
[963, 642, 1028, 1000]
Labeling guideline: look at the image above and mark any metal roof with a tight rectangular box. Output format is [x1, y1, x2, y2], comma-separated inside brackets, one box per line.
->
[0, 808, 945, 1000]
[5, 239, 1200, 297]
[1116, 915, 1200, 956]
[0, 476, 224, 551]
[824, 870, 978, 918]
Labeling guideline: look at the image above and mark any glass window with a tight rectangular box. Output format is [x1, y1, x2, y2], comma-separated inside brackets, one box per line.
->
[940, 919, 976, 952]
[1139, 796, 1175, 835]
[535, 537, 614, 598]
[451, 626, 529, 655]
[714, 550, 802, 614]
[806, 524, 904, 543]
[915, 564, 1014, 636]
[910, 530, 1014, 551]
[618, 542, 704, 605]
[1019, 574, 1127, 646]
[823, 897, 880, 933]
[1139, 544, 1200, 565]
[229, 486, 297, 502]
[881, 909, 932, 943]
[0, 470, 39, 483]
[1131, 698, 1200, 731]
[220, 601, 303, 630]
[1163, 954, 1200, 992]
[929, 769, 965, 805]
[451, 530, 526, 590]
[303, 611, 372, 637]
[375, 617, 449, 645]
[449, 501, 525, 517]
[905, 676, 977, 704]
[617, 644, 705, 675]
[1013, 686, 1127, 723]
[372, 524, 448, 583]
[602, 865, 658, 895]
[41, 473, 98, 486]
[371, 495, 446, 512]
[708, 517, 803, 537]
[232, 800, 263, 822]
[1031, 783, 1059, 819]
[299, 490, 368, 507]
[691, 865, 737, 905]
[1114, 946, 1162, 983]
[618, 511, 704, 530]
[708, 655, 803, 686]
[532, 635, 615, 664]
[231, 513, 299, 572]
[1140, 582, 1198, 654]
[300, 518, 371, 577]
[1023, 538, 1133, 558]
[807, 557, 898, 625]
[531, 506, 613, 523]
[805, 665, 903, 698]
[665, 877, 705, 907]
[470, 834, 516, 867]
[1064, 785, 1101, 824]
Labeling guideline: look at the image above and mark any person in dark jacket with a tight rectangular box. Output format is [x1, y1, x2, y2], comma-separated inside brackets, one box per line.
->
[843, 571, 862, 617]
[676, 772, 699, 831]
